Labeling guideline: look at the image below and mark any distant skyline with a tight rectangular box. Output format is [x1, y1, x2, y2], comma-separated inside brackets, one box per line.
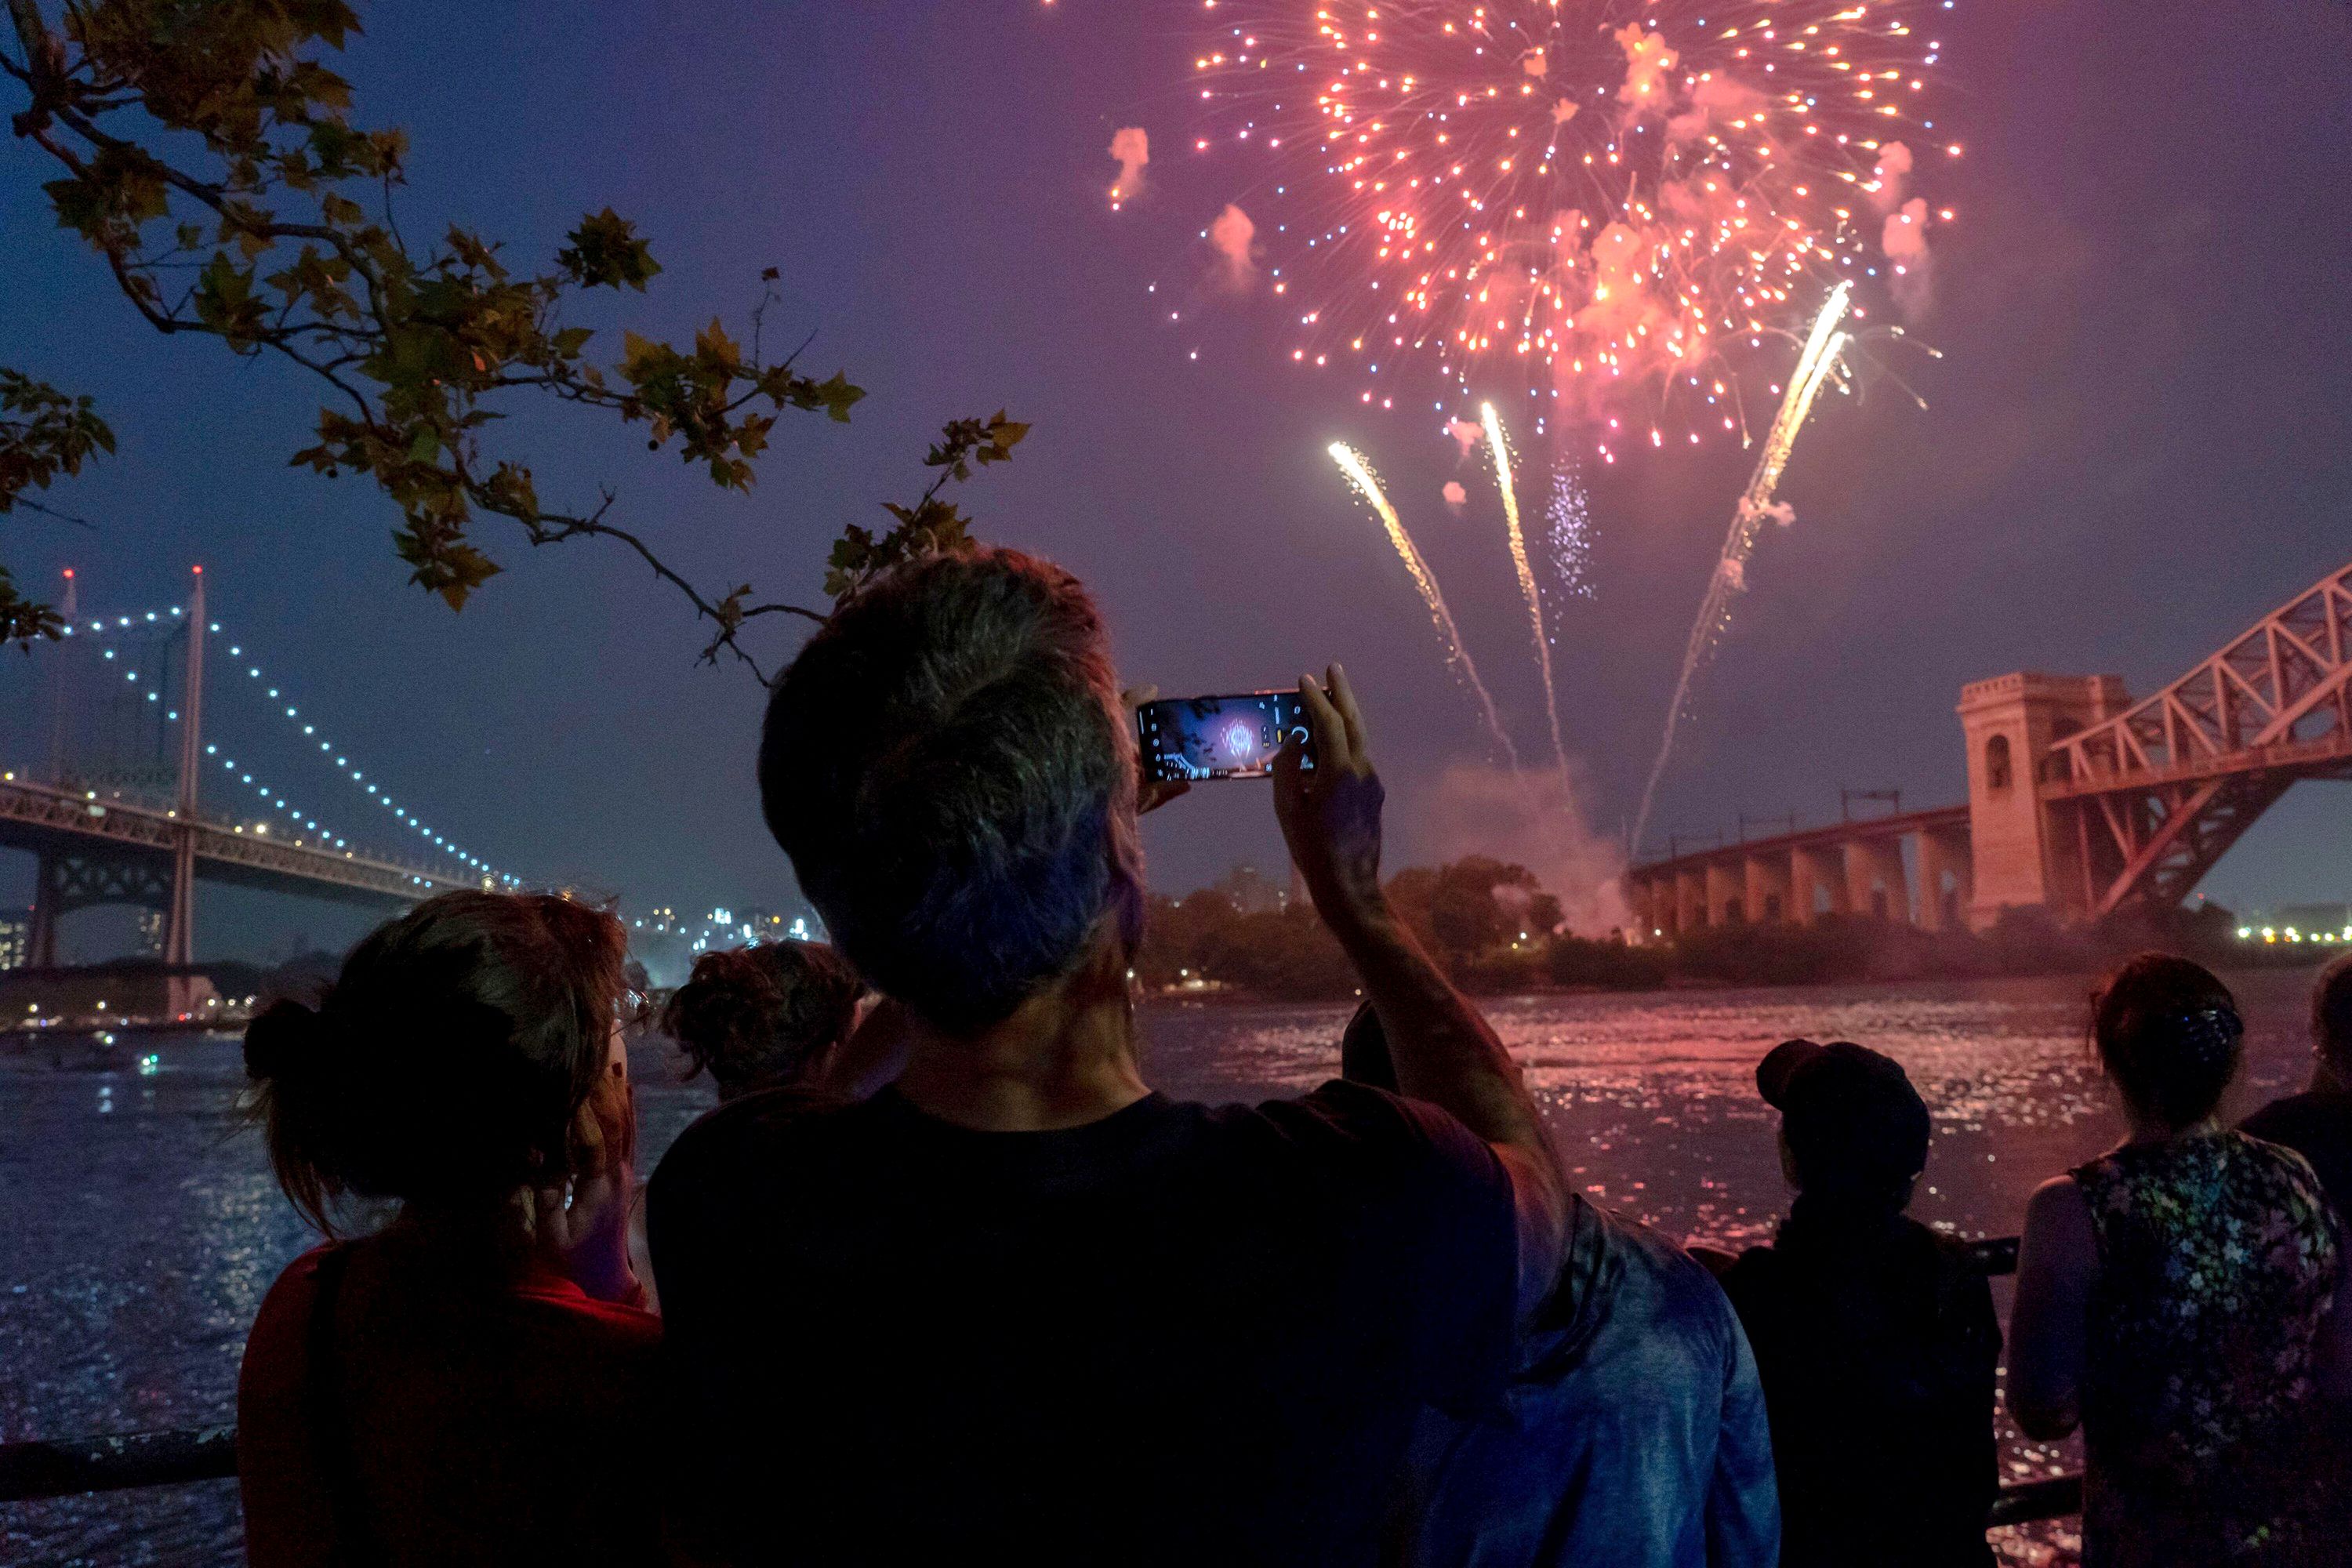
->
[3, 2, 2349, 961]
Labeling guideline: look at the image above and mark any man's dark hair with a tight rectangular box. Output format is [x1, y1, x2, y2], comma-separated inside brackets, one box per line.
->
[758, 548, 1143, 1034]
[2090, 952, 2241, 1129]
[2315, 951, 2352, 1072]
[662, 941, 863, 1098]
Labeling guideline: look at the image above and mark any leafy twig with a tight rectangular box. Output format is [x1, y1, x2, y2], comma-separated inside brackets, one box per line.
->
[2, 1, 1022, 670]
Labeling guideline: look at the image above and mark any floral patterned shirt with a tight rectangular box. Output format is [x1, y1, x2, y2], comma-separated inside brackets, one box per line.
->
[2071, 1130, 2339, 1566]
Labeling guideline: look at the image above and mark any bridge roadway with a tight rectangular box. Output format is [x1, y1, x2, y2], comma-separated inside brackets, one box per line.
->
[0, 775, 482, 913]
[1625, 804, 1973, 936]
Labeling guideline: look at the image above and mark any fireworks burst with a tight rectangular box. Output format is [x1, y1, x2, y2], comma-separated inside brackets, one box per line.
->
[1190, 0, 1951, 451]
[1329, 441, 1521, 767]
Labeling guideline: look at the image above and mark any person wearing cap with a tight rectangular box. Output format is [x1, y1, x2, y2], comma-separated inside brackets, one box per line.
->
[1341, 1005, 1780, 1568]
[1719, 1036, 1998, 1567]
[2009, 953, 2352, 1568]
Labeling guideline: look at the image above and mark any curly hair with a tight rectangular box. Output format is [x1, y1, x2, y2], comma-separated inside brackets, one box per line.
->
[660, 941, 862, 1098]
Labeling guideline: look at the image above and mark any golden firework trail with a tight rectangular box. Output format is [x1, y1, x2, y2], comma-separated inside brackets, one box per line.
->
[1329, 442, 1520, 770]
[1632, 282, 1856, 851]
[1480, 402, 1569, 782]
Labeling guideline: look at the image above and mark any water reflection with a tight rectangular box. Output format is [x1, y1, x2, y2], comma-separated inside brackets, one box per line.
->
[0, 968, 2323, 1566]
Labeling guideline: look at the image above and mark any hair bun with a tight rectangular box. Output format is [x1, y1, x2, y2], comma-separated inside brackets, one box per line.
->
[2175, 1006, 2244, 1071]
[245, 999, 325, 1084]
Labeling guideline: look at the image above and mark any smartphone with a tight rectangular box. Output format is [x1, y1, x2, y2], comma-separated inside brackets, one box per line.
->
[1136, 691, 1316, 783]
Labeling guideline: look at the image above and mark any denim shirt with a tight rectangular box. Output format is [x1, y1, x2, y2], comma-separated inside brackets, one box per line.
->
[1398, 1197, 1780, 1567]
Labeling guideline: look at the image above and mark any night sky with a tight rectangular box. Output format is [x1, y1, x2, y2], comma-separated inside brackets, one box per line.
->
[3, 2, 2348, 960]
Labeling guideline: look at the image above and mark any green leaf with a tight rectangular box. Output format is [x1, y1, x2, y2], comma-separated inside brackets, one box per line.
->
[557, 208, 662, 291]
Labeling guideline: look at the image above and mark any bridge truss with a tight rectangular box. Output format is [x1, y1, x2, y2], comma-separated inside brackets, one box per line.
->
[2043, 559, 2352, 915]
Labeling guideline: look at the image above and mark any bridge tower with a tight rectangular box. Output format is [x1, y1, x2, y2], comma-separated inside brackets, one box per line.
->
[1956, 671, 2128, 928]
[163, 568, 205, 968]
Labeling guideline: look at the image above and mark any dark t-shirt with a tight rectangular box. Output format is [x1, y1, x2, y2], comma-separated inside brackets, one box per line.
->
[648, 1080, 1520, 1566]
[2242, 1089, 2352, 1217]
[1720, 1208, 2000, 1568]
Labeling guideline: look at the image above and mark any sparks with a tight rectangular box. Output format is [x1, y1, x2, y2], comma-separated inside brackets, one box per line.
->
[1631, 281, 1854, 848]
[1192, 2, 1949, 445]
[1479, 403, 1569, 781]
[1329, 441, 1520, 768]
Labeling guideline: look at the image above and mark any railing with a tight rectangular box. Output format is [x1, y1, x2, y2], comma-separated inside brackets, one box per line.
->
[0, 1425, 237, 1501]
[0, 1235, 2085, 1527]
[0, 1428, 2089, 1525]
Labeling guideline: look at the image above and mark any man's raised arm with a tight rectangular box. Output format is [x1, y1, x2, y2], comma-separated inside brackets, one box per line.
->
[1273, 666, 1570, 1319]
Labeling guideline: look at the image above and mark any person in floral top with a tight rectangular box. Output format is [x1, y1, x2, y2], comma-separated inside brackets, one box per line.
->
[2009, 953, 2352, 1566]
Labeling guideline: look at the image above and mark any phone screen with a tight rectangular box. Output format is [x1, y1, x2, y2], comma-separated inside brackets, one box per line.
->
[1136, 692, 1315, 783]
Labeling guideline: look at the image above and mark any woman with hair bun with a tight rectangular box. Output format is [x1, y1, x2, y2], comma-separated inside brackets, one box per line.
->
[2008, 953, 2352, 1567]
[236, 891, 662, 1567]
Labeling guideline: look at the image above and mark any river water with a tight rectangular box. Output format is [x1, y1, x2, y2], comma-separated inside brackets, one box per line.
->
[1, 967, 2331, 1566]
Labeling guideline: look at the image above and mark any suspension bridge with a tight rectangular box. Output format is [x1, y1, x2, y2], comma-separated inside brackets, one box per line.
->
[1625, 553, 2352, 935]
[2, 568, 514, 972]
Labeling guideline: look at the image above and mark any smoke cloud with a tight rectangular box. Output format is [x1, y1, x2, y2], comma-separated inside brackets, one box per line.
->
[1613, 26, 1680, 114]
[1109, 126, 1149, 206]
[1446, 417, 1483, 458]
[1668, 74, 1766, 146]
[1209, 202, 1256, 287]
[1408, 764, 1631, 935]
[1868, 140, 1914, 213]
[1882, 196, 1933, 315]
[1442, 480, 1468, 510]
[1520, 48, 1548, 78]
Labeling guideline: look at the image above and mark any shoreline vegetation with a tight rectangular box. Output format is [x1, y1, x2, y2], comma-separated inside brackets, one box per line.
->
[1135, 856, 2281, 1004]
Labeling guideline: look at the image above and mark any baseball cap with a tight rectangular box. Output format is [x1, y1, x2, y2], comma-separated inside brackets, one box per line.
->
[1757, 1038, 1931, 1198]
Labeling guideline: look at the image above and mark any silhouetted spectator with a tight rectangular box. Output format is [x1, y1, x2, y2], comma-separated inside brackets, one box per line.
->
[648, 547, 1569, 1566]
[237, 892, 661, 1567]
[1344, 1004, 1779, 1568]
[660, 939, 863, 1100]
[2010, 953, 2352, 1568]
[1719, 1037, 1998, 1567]
[2243, 951, 2352, 1209]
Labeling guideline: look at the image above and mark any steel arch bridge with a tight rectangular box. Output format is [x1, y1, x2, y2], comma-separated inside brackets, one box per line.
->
[1624, 554, 2352, 935]
[2041, 559, 2352, 916]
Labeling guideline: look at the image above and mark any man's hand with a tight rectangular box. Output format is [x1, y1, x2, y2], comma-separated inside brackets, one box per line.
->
[1272, 664, 1385, 929]
[1120, 684, 1191, 815]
